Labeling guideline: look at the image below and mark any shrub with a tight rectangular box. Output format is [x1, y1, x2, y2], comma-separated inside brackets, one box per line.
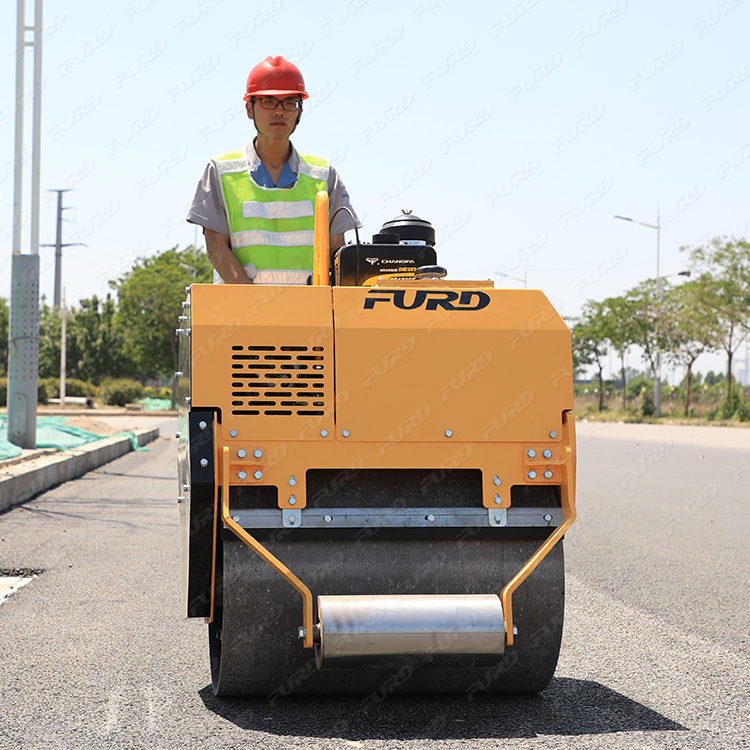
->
[98, 378, 145, 406]
[40, 378, 96, 399]
[0, 378, 6, 407]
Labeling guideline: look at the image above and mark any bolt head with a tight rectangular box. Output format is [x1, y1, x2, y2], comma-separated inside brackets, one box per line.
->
[445, 430, 453, 438]
[527, 470, 537, 479]
[323, 514, 333, 523]
[342, 429, 350, 438]
[543, 449, 552, 458]
[549, 431, 557, 439]
[237, 449, 247, 459]
[298, 627, 306, 639]
[230, 430, 238, 437]
[289, 476, 297, 486]
[494, 494, 502, 504]
[320, 429, 328, 437]
[253, 470, 263, 480]
[237, 470, 247, 480]
[199, 421, 207, 430]
[426, 514, 436, 523]
[232, 515, 240, 523]
[289, 495, 297, 505]
[494, 513, 502, 523]
[493, 475, 501, 486]
[288, 515, 297, 525]
[200, 458, 208, 468]
[175, 432, 181, 439]
[253, 449, 263, 459]
[544, 513, 553, 522]
[543, 470, 553, 479]
[526, 449, 536, 458]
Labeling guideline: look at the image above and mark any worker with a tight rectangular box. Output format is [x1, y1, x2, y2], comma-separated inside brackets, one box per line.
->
[187, 55, 360, 284]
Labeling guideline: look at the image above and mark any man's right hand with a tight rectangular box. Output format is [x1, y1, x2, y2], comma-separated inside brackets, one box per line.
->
[204, 228, 253, 283]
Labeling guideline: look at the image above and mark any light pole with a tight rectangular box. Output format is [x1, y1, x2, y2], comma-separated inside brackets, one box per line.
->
[615, 212, 663, 416]
[495, 270, 527, 287]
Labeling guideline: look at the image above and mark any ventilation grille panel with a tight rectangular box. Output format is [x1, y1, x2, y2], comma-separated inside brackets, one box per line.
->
[230, 345, 327, 417]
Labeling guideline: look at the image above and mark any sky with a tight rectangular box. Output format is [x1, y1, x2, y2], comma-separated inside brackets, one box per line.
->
[1, 0, 749, 381]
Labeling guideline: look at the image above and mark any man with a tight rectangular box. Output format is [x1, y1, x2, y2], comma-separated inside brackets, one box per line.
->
[187, 55, 359, 284]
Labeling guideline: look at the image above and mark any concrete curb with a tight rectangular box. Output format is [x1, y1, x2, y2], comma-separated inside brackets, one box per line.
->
[0, 427, 160, 514]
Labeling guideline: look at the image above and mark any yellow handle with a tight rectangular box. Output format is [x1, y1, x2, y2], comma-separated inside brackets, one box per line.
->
[312, 190, 330, 286]
[220, 447, 315, 648]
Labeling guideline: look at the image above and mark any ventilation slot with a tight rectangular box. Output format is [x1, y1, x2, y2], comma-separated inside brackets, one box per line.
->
[230, 346, 327, 417]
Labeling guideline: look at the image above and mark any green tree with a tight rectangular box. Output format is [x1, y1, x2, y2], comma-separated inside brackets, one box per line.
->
[111, 246, 212, 385]
[661, 280, 720, 416]
[38, 300, 62, 380]
[69, 295, 136, 384]
[0, 296, 9, 374]
[571, 301, 610, 411]
[682, 238, 750, 404]
[600, 295, 640, 410]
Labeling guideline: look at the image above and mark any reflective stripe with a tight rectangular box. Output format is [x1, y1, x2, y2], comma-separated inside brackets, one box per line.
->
[255, 269, 311, 284]
[242, 200, 314, 220]
[298, 161, 329, 182]
[214, 157, 247, 175]
[231, 229, 315, 248]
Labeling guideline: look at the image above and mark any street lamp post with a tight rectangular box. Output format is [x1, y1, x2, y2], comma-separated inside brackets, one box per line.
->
[495, 270, 528, 287]
[615, 212, 662, 416]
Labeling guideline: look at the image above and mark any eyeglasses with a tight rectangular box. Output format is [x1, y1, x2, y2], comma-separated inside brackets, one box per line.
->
[256, 97, 300, 111]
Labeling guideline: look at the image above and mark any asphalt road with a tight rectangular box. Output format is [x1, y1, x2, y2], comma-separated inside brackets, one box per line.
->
[0, 419, 748, 749]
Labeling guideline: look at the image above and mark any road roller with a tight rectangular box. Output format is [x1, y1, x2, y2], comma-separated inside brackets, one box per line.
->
[176, 196, 576, 696]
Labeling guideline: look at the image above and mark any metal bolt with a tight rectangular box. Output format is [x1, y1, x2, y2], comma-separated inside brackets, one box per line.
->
[182, 484, 189, 491]
[186, 328, 191, 335]
[289, 476, 297, 486]
[175, 328, 184, 335]
[526, 449, 536, 458]
[445, 430, 453, 438]
[232, 515, 240, 523]
[199, 421, 207, 430]
[185, 287, 191, 294]
[527, 470, 537, 479]
[494, 494, 502, 504]
[549, 431, 557, 439]
[493, 475, 501, 486]
[237, 449, 247, 459]
[237, 470, 247, 480]
[543, 470, 553, 479]
[185, 396, 191, 403]
[494, 513, 503, 523]
[320, 429, 328, 437]
[323, 515, 333, 523]
[182, 300, 189, 307]
[513, 627, 518, 635]
[342, 429, 350, 438]
[288, 515, 297, 525]
[177, 496, 186, 504]
[298, 627, 306, 639]
[175, 432, 181, 439]
[200, 458, 208, 468]
[175, 369, 184, 376]
[544, 514, 553, 522]
[543, 449, 552, 459]
[230, 430, 238, 437]
[253, 470, 263, 480]
[426, 514, 436, 523]
[253, 449, 263, 459]
[289, 495, 297, 505]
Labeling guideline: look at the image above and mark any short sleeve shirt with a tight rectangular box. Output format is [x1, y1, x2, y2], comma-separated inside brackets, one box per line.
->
[187, 140, 361, 237]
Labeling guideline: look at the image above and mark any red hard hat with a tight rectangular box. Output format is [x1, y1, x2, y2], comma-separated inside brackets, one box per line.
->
[244, 56, 309, 101]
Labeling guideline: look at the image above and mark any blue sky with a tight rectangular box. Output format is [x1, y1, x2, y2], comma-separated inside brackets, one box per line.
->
[1, 0, 749, 380]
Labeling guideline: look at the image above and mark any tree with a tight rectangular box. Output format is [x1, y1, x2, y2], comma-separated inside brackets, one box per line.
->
[111, 246, 212, 384]
[660, 280, 720, 416]
[682, 237, 750, 404]
[571, 301, 610, 411]
[600, 295, 639, 410]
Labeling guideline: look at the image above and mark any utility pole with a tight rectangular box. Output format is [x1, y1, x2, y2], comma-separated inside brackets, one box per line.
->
[41, 189, 83, 308]
[8, 0, 43, 449]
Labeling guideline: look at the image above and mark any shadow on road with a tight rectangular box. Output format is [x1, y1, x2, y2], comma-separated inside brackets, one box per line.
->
[198, 677, 686, 740]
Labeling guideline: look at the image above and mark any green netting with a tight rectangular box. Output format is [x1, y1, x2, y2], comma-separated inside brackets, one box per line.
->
[0, 415, 147, 461]
[136, 397, 174, 411]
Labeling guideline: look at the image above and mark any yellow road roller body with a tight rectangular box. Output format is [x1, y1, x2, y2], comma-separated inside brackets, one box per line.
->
[177, 210, 576, 696]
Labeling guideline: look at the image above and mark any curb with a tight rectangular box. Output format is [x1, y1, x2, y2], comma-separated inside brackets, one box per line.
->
[0, 427, 160, 514]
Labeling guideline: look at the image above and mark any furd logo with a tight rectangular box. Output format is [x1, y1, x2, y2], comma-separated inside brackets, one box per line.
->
[364, 289, 491, 311]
